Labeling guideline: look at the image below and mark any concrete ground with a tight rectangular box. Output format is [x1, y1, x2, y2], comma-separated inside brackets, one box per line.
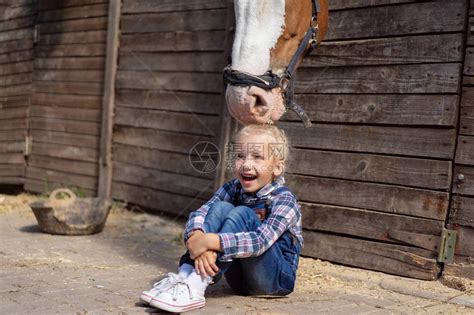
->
[1, 193, 473, 314]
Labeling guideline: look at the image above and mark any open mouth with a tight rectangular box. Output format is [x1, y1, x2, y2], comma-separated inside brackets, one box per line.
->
[241, 174, 258, 183]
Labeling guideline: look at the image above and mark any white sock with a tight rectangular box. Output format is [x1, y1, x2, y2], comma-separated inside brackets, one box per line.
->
[185, 270, 211, 295]
[177, 263, 194, 278]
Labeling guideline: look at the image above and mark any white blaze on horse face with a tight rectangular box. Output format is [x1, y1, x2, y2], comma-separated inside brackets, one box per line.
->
[232, 0, 286, 75]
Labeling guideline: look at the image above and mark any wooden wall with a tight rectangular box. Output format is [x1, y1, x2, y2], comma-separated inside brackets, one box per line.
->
[280, 0, 467, 279]
[111, 0, 229, 214]
[445, 0, 474, 280]
[0, 0, 35, 186]
[24, 0, 108, 196]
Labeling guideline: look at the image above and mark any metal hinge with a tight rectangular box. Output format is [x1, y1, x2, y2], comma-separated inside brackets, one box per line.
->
[437, 228, 457, 263]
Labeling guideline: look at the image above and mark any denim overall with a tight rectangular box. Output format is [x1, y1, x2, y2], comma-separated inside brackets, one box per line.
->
[180, 186, 301, 295]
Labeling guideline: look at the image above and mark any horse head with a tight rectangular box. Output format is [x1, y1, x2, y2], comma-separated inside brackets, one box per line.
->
[224, 0, 328, 126]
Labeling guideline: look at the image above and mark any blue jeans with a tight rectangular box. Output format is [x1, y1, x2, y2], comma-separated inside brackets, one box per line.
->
[180, 201, 301, 296]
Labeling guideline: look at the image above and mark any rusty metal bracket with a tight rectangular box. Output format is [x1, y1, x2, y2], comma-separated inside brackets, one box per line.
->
[437, 228, 457, 263]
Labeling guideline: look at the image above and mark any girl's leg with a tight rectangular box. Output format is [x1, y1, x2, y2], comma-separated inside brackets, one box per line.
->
[217, 206, 300, 296]
[179, 201, 235, 268]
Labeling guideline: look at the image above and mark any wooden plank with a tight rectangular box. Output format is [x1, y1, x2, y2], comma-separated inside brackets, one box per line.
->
[0, 39, 33, 54]
[0, 176, 23, 185]
[28, 155, 97, 177]
[302, 203, 443, 249]
[30, 105, 100, 122]
[449, 225, 474, 257]
[32, 93, 101, 108]
[0, 61, 32, 75]
[0, 141, 24, 153]
[30, 129, 99, 148]
[0, 130, 25, 141]
[0, 106, 28, 119]
[444, 256, 474, 280]
[111, 182, 207, 217]
[37, 4, 108, 22]
[0, 153, 24, 164]
[281, 122, 456, 159]
[0, 16, 33, 32]
[38, 0, 108, 10]
[26, 166, 97, 190]
[285, 94, 458, 127]
[288, 148, 451, 190]
[38, 17, 107, 34]
[0, 118, 27, 130]
[287, 174, 449, 220]
[3, 4, 35, 20]
[38, 30, 106, 45]
[453, 166, 474, 197]
[0, 73, 31, 87]
[296, 63, 461, 94]
[121, 9, 226, 34]
[113, 144, 214, 180]
[29, 117, 100, 136]
[122, 0, 226, 13]
[116, 71, 221, 93]
[455, 135, 474, 165]
[460, 89, 474, 135]
[33, 70, 104, 82]
[302, 231, 438, 280]
[0, 95, 29, 108]
[34, 81, 103, 96]
[24, 178, 95, 197]
[113, 162, 213, 197]
[98, 0, 120, 199]
[31, 142, 98, 162]
[0, 28, 32, 43]
[115, 107, 219, 137]
[113, 126, 216, 155]
[330, 0, 426, 10]
[35, 43, 106, 57]
[326, 1, 465, 40]
[0, 164, 23, 177]
[116, 89, 221, 115]
[464, 48, 474, 75]
[120, 31, 225, 52]
[0, 50, 32, 65]
[34, 57, 105, 70]
[450, 196, 474, 228]
[119, 52, 225, 72]
[307, 34, 463, 67]
[0, 84, 31, 96]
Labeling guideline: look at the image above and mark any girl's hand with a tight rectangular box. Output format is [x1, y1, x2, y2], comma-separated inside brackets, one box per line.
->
[194, 251, 219, 277]
[187, 232, 208, 258]
[187, 233, 222, 259]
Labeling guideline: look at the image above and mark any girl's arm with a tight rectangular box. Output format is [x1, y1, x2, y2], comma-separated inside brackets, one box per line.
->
[183, 179, 237, 242]
[217, 191, 300, 260]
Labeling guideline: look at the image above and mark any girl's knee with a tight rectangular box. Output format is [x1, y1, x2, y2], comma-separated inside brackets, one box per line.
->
[226, 206, 253, 219]
[209, 201, 234, 215]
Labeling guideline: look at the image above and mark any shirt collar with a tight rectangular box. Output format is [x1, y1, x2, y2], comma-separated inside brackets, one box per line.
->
[255, 176, 285, 198]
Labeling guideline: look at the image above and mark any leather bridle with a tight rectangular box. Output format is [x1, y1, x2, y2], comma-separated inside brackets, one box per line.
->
[223, 0, 320, 128]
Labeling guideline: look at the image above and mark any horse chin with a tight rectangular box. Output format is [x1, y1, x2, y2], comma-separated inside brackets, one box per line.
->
[225, 85, 285, 125]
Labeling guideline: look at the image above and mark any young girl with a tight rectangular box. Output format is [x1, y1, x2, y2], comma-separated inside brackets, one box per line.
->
[140, 124, 302, 313]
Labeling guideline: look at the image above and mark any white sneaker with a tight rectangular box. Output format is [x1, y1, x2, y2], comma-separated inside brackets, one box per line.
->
[149, 278, 206, 313]
[140, 272, 181, 304]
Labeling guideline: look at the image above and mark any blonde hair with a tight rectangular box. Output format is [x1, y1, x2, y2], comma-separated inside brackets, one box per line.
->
[233, 124, 290, 165]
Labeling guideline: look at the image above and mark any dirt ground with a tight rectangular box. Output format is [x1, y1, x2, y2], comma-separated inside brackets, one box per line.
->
[1, 192, 473, 314]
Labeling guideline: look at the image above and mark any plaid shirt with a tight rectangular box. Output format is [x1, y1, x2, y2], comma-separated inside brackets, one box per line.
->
[184, 176, 303, 261]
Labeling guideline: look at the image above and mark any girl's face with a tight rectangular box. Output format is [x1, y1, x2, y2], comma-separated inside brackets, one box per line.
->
[233, 133, 284, 193]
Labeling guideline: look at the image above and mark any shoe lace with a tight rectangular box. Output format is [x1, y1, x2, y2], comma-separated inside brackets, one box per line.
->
[152, 272, 180, 292]
[170, 279, 194, 301]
